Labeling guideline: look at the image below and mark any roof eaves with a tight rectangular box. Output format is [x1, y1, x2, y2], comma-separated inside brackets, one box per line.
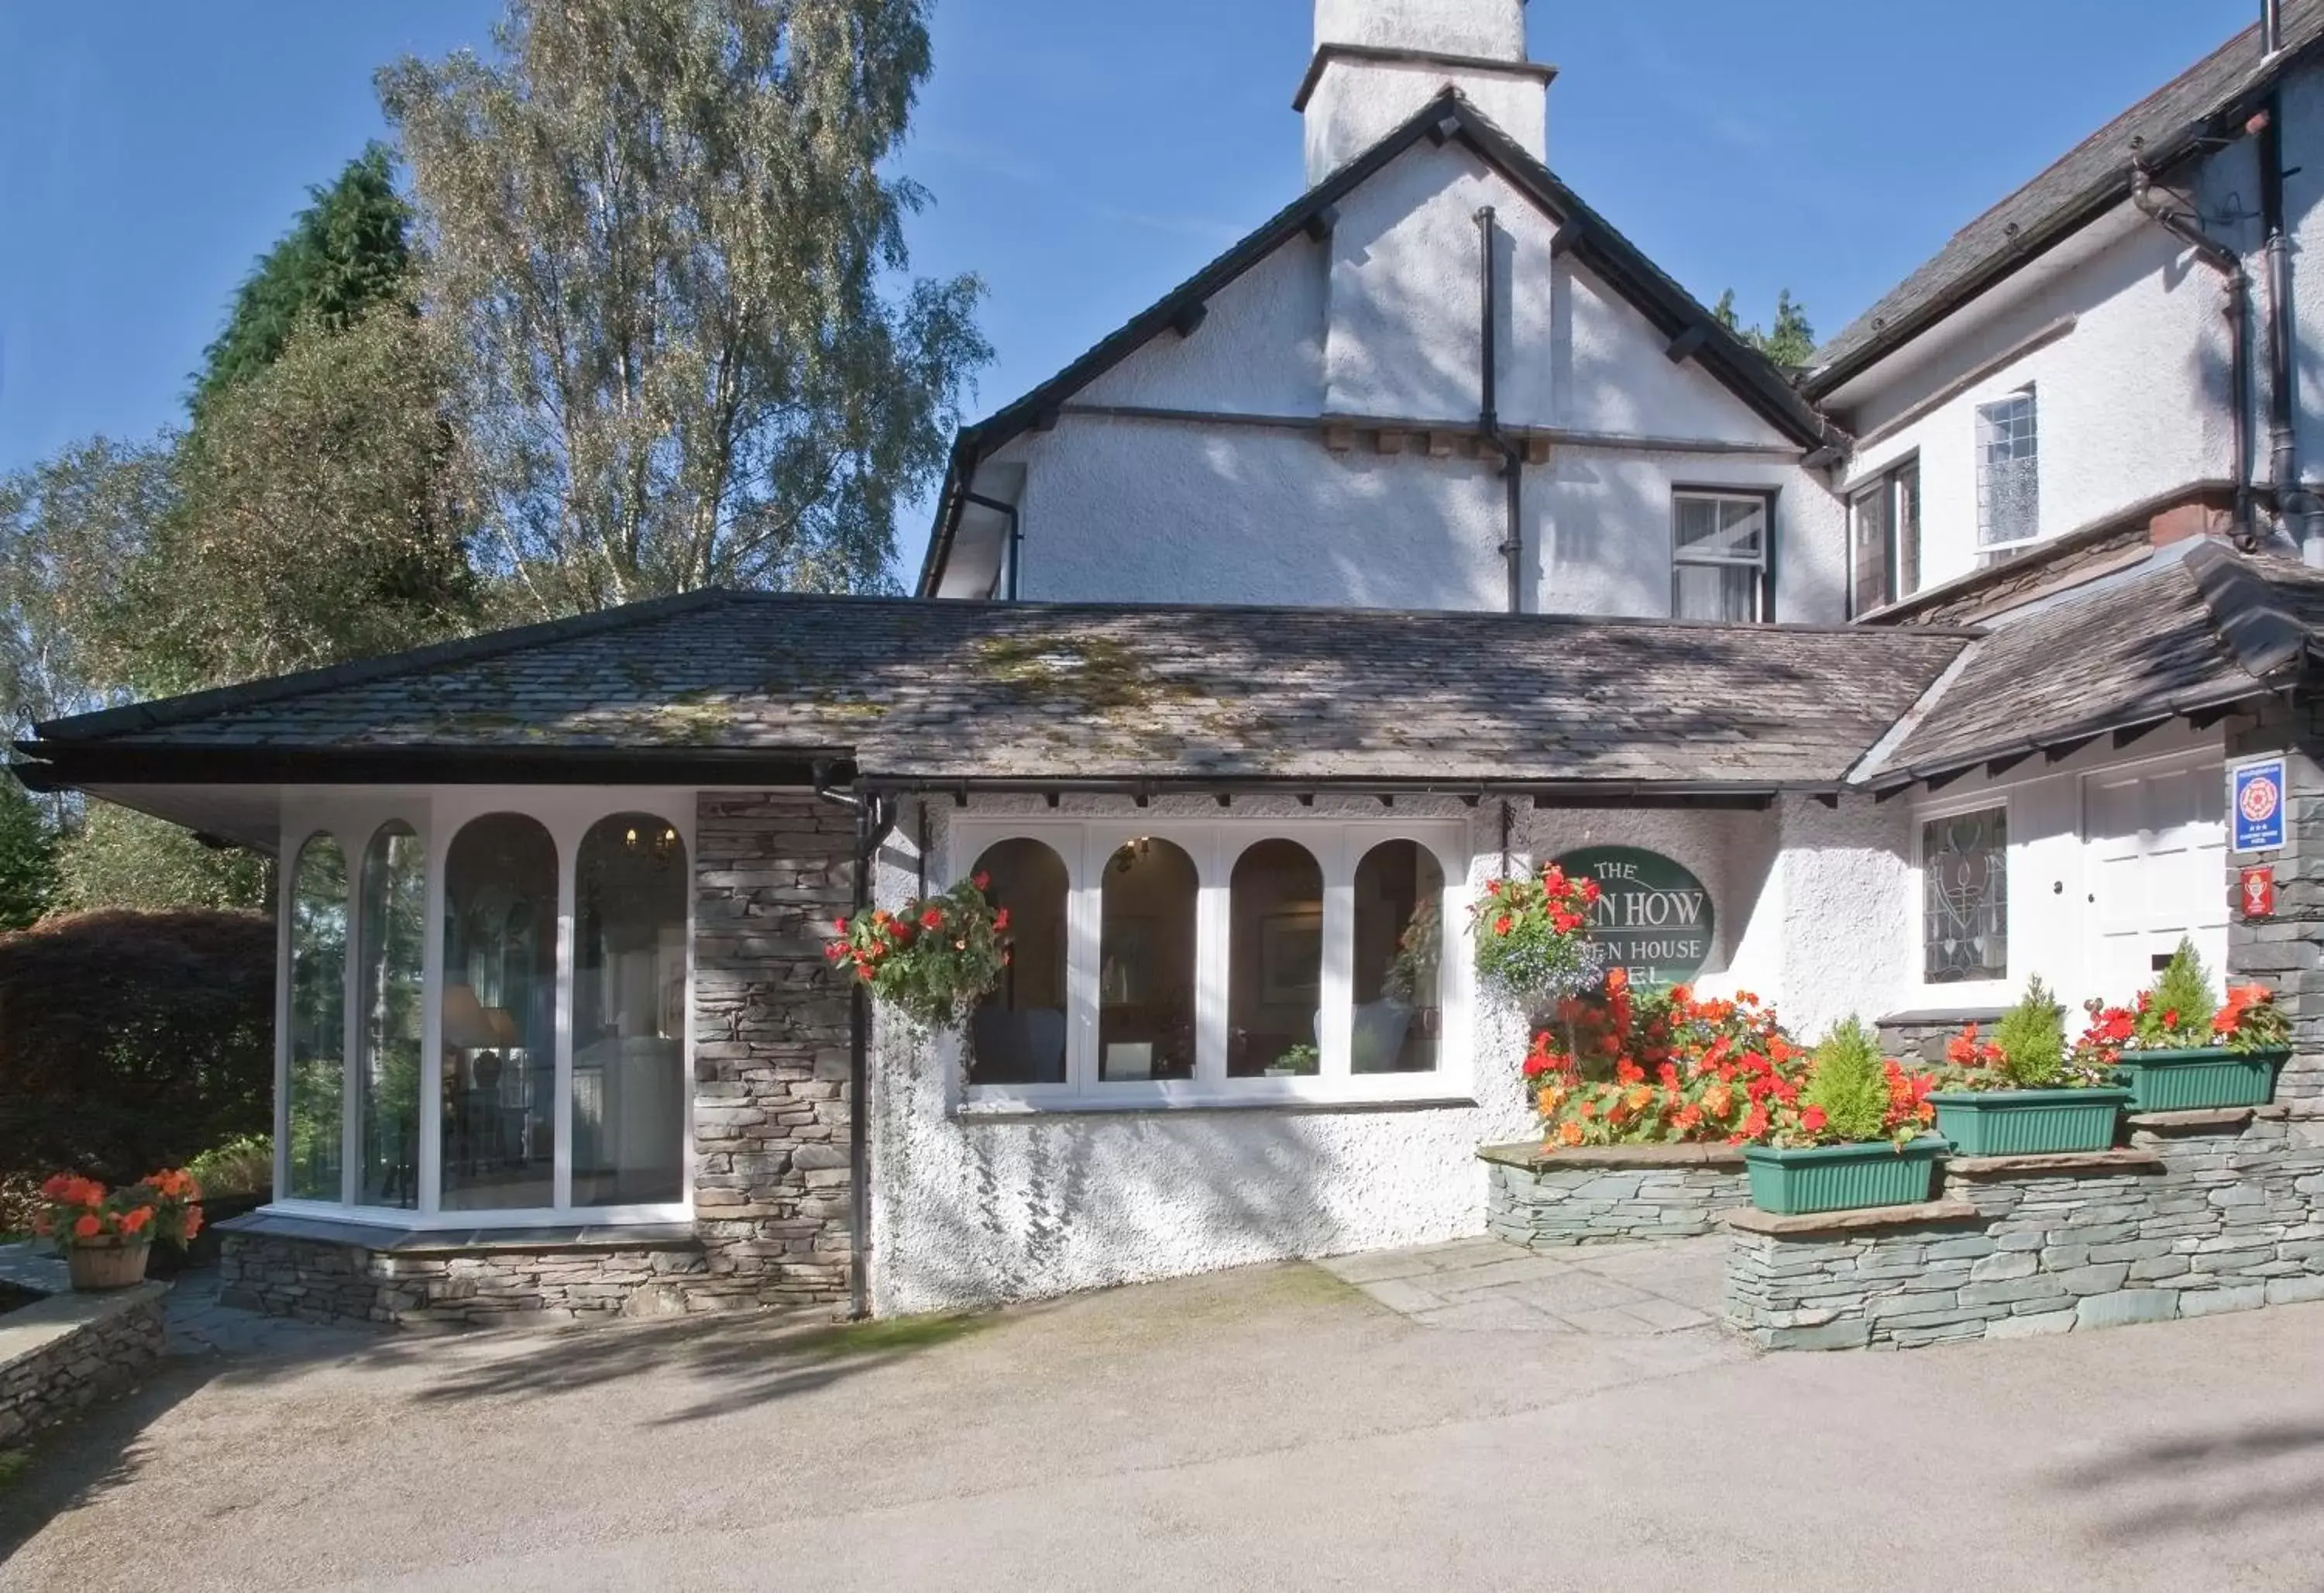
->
[33, 587, 737, 745]
[2186, 538, 2322, 679]
[1806, 15, 2324, 397]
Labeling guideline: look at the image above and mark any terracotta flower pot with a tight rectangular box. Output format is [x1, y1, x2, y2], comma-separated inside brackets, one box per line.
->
[67, 1237, 153, 1291]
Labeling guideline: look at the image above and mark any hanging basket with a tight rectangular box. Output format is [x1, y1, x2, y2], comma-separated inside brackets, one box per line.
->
[67, 1237, 153, 1292]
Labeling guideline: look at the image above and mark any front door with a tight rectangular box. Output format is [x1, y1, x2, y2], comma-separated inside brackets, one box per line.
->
[2086, 758, 2227, 1001]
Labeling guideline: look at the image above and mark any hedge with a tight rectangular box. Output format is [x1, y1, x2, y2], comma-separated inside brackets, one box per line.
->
[0, 910, 275, 1186]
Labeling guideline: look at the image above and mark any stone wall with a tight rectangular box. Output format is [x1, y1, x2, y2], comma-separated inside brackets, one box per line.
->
[1724, 1111, 2324, 1350]
[0, 1282, 166, 1444]
[1482, 1143, 1749, 1245]
[2226, 697, 2324, 1121]
[218, 1228, 710, 1329]
[692, 793, 857, 1313]
[1876, 1008, 2007, 1067]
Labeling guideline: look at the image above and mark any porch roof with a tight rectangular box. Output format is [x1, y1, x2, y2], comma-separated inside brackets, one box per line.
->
[1858, 542, 2324, 789]
[19, 595, 1974, 795]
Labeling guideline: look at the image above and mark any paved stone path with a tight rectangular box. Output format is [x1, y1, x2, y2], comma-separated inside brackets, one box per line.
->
[1315, 1233, 1728, 1333]
[163, 1267, 387, 1361]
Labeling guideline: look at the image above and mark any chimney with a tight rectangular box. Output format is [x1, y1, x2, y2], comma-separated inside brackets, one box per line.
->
[1297, 0, 1552, 184]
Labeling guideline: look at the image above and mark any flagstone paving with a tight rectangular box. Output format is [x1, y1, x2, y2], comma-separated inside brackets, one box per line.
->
[1315, 1233, 1728, 1334]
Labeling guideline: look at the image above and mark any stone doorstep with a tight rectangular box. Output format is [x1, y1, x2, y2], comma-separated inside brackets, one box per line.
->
[0, 1281, 167, 1375]
[1477, 1141, 1748, 1172]
[1724, 1199, 1983, 1238]
[1944, 1150, 2168, 1180]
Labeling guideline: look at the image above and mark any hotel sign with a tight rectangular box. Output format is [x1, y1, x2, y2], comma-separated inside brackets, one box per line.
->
[1552, 846, 1716, 987]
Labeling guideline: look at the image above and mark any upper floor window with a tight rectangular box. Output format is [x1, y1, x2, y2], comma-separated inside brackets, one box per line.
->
[1848, 459, 1920, 618]
[1976, 387, 2039, 555]
[1671, 490, 1773, 622]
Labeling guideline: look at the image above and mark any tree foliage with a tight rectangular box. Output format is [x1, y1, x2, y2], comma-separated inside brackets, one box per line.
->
[380, 0, 990, 614]
[0, 776, 59, 931]
[52, 803, 270, 916]
[136, 304, 482, 693]
[0, 910, 276, 1185]
[192, 144, 417, 417]
[1714, 288, 1817, 369]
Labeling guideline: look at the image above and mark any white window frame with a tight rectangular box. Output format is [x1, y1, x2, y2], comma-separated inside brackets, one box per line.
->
[948, 816, 1473, 1111]
[1670, 488, 1775, 623]
[1975, 386, 2040, 553]
[266, 786, 697, 1231]
[1910, 790, 2014, 1009]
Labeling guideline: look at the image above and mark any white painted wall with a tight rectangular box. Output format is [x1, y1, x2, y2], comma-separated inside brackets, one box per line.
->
[2274, 59, 2324, 489]
[1827, 139, 2260, 600]
[973, 135, 1838, 618]
[1896, 721, 2228, 1016]
[867, 790, 1918, 1312]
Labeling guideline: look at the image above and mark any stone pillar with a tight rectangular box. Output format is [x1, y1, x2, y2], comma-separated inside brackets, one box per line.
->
[691, 793, 856, 1310]
[2226, 697, 2324, 1124]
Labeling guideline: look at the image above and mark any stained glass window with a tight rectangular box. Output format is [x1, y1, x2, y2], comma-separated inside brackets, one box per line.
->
[1924, 808, 2007, 983]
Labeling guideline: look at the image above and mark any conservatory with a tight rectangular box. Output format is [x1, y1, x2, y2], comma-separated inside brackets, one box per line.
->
[273, 789, 694, 1229]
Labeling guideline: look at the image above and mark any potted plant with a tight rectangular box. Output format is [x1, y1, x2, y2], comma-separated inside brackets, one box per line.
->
[1738, 1018, 1944, 1215]
[1264, 1043, 1320, 1078]
[2096, 940, 2295, 1112]
[33, 1169, 204, 1291]
[1472, 862, 1601, 1018]
[827, 871, 1012, 1030]
[1925, 978, 2132, 1154]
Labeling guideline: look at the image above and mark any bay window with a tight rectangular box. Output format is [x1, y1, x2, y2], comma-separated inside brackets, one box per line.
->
[955, 819, 1470, 1106]
[273, 793, 693, 1225]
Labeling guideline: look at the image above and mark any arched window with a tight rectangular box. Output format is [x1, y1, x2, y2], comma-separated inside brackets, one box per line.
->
[1353, 841, 1445, 1074]
[967, 839, 1070, 1086]
[1098, 837, 1198, 1081]
[356, 822, 425, 1209]
[1228, 839, 1324, 1078]
[572, 815, 688, 1206]
[442, 814, 559, 1212]
[285, 834, 348, 1202]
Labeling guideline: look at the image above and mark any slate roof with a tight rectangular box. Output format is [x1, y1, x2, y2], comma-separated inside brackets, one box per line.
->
[22, 596, 1973, 793]
[1808, 0, 2324, 395]
[920, 89, 1841, 594]
[1863, 542, 2324, 785]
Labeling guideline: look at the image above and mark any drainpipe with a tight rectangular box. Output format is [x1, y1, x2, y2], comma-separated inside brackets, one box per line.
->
[2264, 0, 2284, 57]
[2131, 166, 2260, 546]
[818, 781, 895, 1320]
[1475, 207, 1525, 613]
[962, 490, 1023, 600]
[2253, 101, 2324, 563]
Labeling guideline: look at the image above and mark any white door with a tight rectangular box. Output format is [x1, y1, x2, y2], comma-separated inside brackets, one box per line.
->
[2085, 760, 2227, 1001]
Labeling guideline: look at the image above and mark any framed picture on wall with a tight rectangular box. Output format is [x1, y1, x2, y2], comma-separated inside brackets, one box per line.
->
[1260, 907, 1323, 1006]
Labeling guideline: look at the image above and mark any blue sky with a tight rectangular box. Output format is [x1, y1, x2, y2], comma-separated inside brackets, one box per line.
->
[0, 0, 2264, 564]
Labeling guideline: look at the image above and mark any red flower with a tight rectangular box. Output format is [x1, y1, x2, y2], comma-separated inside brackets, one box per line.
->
[1800, 1105, 1828, 1134]
[992, 907, 1011, 933]
[920, 907, 944, 930]
[1492, 914, 1514, 935]
[973, 871, 992, 891]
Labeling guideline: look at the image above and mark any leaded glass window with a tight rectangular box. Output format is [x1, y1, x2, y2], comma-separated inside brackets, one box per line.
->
[1975, 388, 2038, 551]
[1924, 808, 2007, 984]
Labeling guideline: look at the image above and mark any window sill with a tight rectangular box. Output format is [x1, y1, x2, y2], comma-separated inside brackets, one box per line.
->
[221, 1209, 700, 1256]
[953, 1092, 1480, 1120]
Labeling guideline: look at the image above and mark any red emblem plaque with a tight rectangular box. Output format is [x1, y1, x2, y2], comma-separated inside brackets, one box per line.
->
[2240, 865, 2276, 920]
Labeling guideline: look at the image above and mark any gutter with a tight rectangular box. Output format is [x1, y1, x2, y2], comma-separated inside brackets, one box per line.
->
[1475, 207, 1525, 613]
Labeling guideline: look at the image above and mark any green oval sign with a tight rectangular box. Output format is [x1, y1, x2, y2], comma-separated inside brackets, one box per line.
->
[1551, 846, 1715, 988]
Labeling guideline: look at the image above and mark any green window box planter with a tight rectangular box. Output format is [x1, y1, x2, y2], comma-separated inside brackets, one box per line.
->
[2108, 1047, 2291, 1113]
[1927, 1087, 2131, 1156]
[1739, 1138, 1948, 1216]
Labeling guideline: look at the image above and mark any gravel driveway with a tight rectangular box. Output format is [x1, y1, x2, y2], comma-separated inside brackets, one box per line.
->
[5, 1258, 2322, 1591]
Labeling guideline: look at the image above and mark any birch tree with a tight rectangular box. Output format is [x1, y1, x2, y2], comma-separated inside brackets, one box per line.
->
[380, 0, 988, 614]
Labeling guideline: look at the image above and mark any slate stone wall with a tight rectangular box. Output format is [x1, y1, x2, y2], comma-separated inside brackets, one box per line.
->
[691, 793, 857, 1311]
[1482, 1144, 1749, 1245]
[219, 1233, 708, 1328]
[2226, 697, 2324, 1121]
[1725, 1115, 2324, 1350]
[0, 1282, 166, 1443]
